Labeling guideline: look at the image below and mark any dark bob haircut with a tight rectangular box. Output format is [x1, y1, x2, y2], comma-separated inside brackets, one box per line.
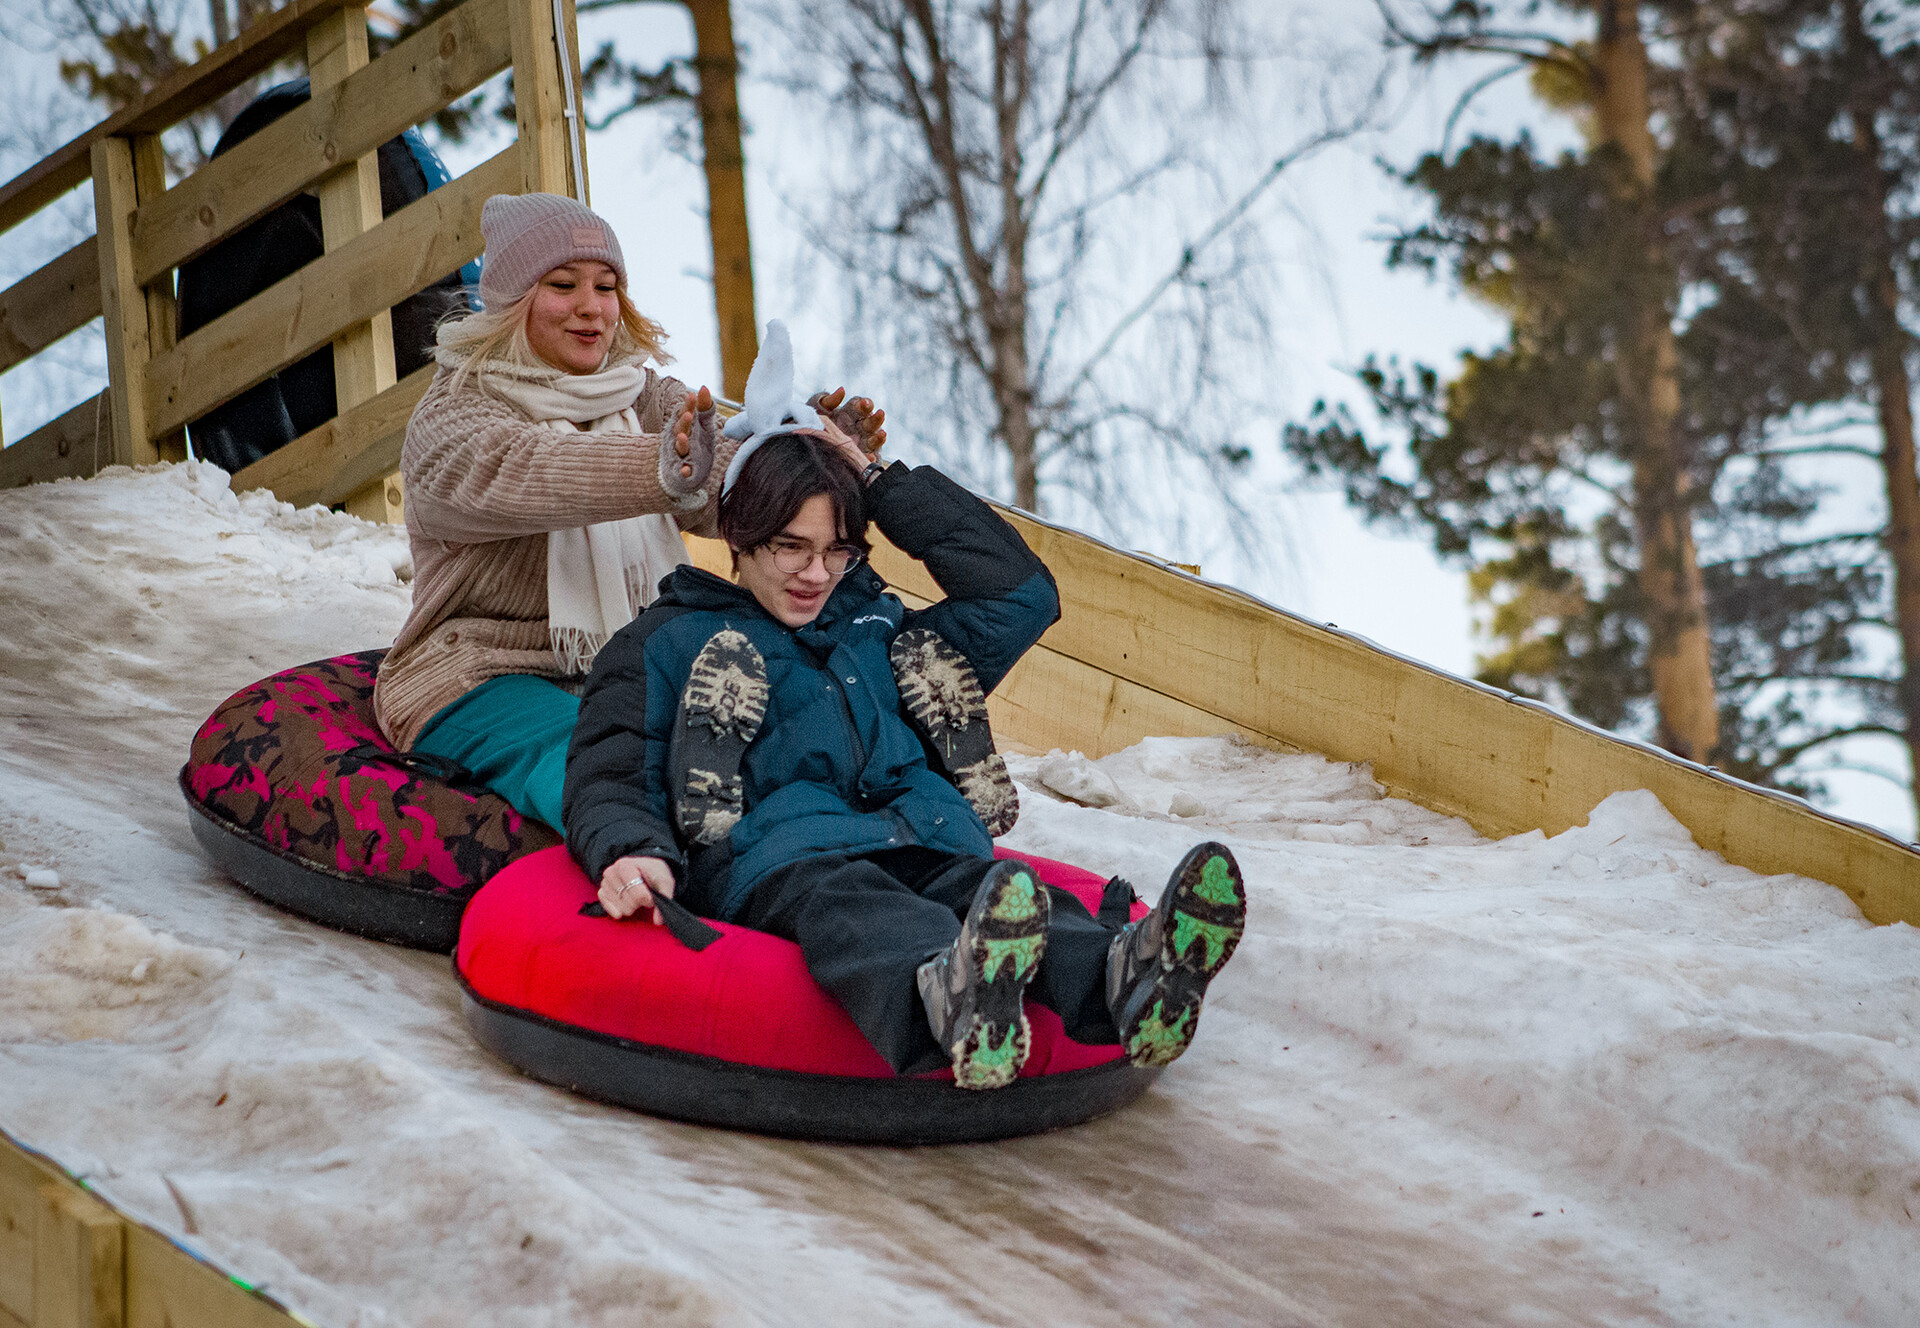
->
[717, 432, 870, 567]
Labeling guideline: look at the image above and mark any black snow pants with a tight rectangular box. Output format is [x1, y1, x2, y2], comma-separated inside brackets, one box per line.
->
[681, 847, 1121, 1074]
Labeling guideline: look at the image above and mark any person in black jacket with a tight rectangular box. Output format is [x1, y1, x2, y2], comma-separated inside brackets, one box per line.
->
[563, 402, 1247, 1089]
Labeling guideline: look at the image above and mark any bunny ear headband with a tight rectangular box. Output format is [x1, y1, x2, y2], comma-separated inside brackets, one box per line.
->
[720, 319, 829, 497]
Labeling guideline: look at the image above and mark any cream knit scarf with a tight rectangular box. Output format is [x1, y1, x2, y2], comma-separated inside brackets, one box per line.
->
[437, 343, 692, 673]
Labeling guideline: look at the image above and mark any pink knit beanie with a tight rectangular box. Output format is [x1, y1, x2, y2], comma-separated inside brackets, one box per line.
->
[477, 192, 627, 310]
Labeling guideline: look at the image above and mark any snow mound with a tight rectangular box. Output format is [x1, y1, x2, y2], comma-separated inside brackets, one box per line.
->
[0, 459, 409, 719]
[0, 891, 234, 1041]
[1017, 734, 1482, 844]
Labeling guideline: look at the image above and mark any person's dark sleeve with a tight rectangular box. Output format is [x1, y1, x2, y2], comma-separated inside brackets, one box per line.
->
[563, 610, 689, 885]
[869, 463, 1061, 691]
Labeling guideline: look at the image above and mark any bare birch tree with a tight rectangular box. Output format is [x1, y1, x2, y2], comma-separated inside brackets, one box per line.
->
[773, 0, 1376, 545]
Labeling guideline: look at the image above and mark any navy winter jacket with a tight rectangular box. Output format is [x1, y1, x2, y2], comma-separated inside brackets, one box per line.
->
[562, 462, 1061, 920]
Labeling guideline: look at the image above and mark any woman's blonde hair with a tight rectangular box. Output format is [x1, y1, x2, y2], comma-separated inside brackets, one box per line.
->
[436, 277, 671, 397]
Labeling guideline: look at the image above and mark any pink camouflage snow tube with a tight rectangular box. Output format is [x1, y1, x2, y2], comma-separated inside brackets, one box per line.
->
[180, 651, 560, 949]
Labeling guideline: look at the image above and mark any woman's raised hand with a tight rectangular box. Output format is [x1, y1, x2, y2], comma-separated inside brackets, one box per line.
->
[598, 854, 677, 924]
[664, 385, 719, 497]
[809, 387, 887, 464]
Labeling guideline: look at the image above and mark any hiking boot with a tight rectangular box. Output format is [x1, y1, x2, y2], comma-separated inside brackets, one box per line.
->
[670, 628, 769, 846]
[1107, 842, 1246, 1069]
[890, 628, 1018, 835]
[917, 859, 1051, 1089]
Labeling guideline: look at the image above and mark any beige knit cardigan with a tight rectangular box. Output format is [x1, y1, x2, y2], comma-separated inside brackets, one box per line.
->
[374, 364, 738, 750]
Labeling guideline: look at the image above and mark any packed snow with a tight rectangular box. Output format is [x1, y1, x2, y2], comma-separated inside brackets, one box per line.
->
[2, 461, 1918, 1326]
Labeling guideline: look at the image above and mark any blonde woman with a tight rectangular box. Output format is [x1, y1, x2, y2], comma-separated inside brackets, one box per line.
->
[372, 192, 736, 831]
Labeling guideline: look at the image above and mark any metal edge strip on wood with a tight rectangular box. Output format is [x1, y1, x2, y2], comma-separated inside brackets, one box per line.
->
[0, 239, 101, 379]
[0, 394, 113, 490]
[504, 0, 576, 197]
[142, 147, 511, 440]
[130, 0, 513, 287]
[0, 0, 357, 237]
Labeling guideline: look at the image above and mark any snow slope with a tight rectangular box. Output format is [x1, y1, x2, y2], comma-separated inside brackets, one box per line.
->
[2, 462, 1918, 1326]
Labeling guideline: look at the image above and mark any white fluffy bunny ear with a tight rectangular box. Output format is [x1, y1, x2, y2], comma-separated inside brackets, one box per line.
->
[721, 320, 826, 492]
[742, 319, 796, 430]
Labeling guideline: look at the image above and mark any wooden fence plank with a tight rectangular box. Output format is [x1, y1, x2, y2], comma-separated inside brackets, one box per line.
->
[142, 147, 511, 440]
[691, 529, 1282, 761]
[0, 239, 101, 379]
[33, 1182, 124, 1328]
[0, 0, 356, 237]
[986, 642, 1287, 761]
[230, 364, 432, 508]
[123, 1228, 300, 1328]
[0, 393, 113, 489]
[0, 1146, 34, 1325]
[128, 0, 513, 287]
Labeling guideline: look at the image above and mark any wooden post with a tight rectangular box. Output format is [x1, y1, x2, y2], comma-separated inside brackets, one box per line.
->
[92, 137, 159, 468]
[507, 0, 578, 198]
[686, 0, 757, 401]
[307, 4, 401, 522]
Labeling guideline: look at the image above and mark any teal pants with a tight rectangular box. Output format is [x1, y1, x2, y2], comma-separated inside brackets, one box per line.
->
[413, 674, 580, 831]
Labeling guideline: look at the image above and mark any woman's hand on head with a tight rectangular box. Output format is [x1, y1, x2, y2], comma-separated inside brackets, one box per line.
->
[665, 386, 718, 496]
[809, 387, 886, 463]
[598, 855, 677, 923]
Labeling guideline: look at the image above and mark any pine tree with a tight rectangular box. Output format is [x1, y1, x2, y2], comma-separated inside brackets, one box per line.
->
[1655, 0, 1920, 816]
[1308, 0, 1724, 762]
[1289, 1, 1904, 801]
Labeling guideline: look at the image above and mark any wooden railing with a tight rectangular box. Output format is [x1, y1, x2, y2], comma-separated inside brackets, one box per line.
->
[0, 0, 590, 520]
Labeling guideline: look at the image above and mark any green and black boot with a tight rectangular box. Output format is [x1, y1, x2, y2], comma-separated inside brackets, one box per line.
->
[1107, 842, 1246, 1069]
[917, 859, 1051, 1089]
[670, 627, 769, 846]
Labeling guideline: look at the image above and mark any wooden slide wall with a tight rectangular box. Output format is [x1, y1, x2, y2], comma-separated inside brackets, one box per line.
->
[698, 503, 1920, 931]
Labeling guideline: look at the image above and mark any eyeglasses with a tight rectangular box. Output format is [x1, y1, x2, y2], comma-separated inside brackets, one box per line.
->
[762, 540, 866, 576]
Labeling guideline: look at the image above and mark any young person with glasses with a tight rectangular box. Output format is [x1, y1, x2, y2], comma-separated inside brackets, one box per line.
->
[562, 327, 1246, 1089]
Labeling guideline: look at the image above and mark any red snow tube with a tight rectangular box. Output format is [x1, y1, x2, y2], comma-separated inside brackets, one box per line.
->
[180, 652, 560, 949]
[458, 845, 1163, 1143]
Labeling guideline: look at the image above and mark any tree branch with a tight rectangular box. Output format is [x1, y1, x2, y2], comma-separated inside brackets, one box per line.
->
[1062, 117, 1363, 399]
